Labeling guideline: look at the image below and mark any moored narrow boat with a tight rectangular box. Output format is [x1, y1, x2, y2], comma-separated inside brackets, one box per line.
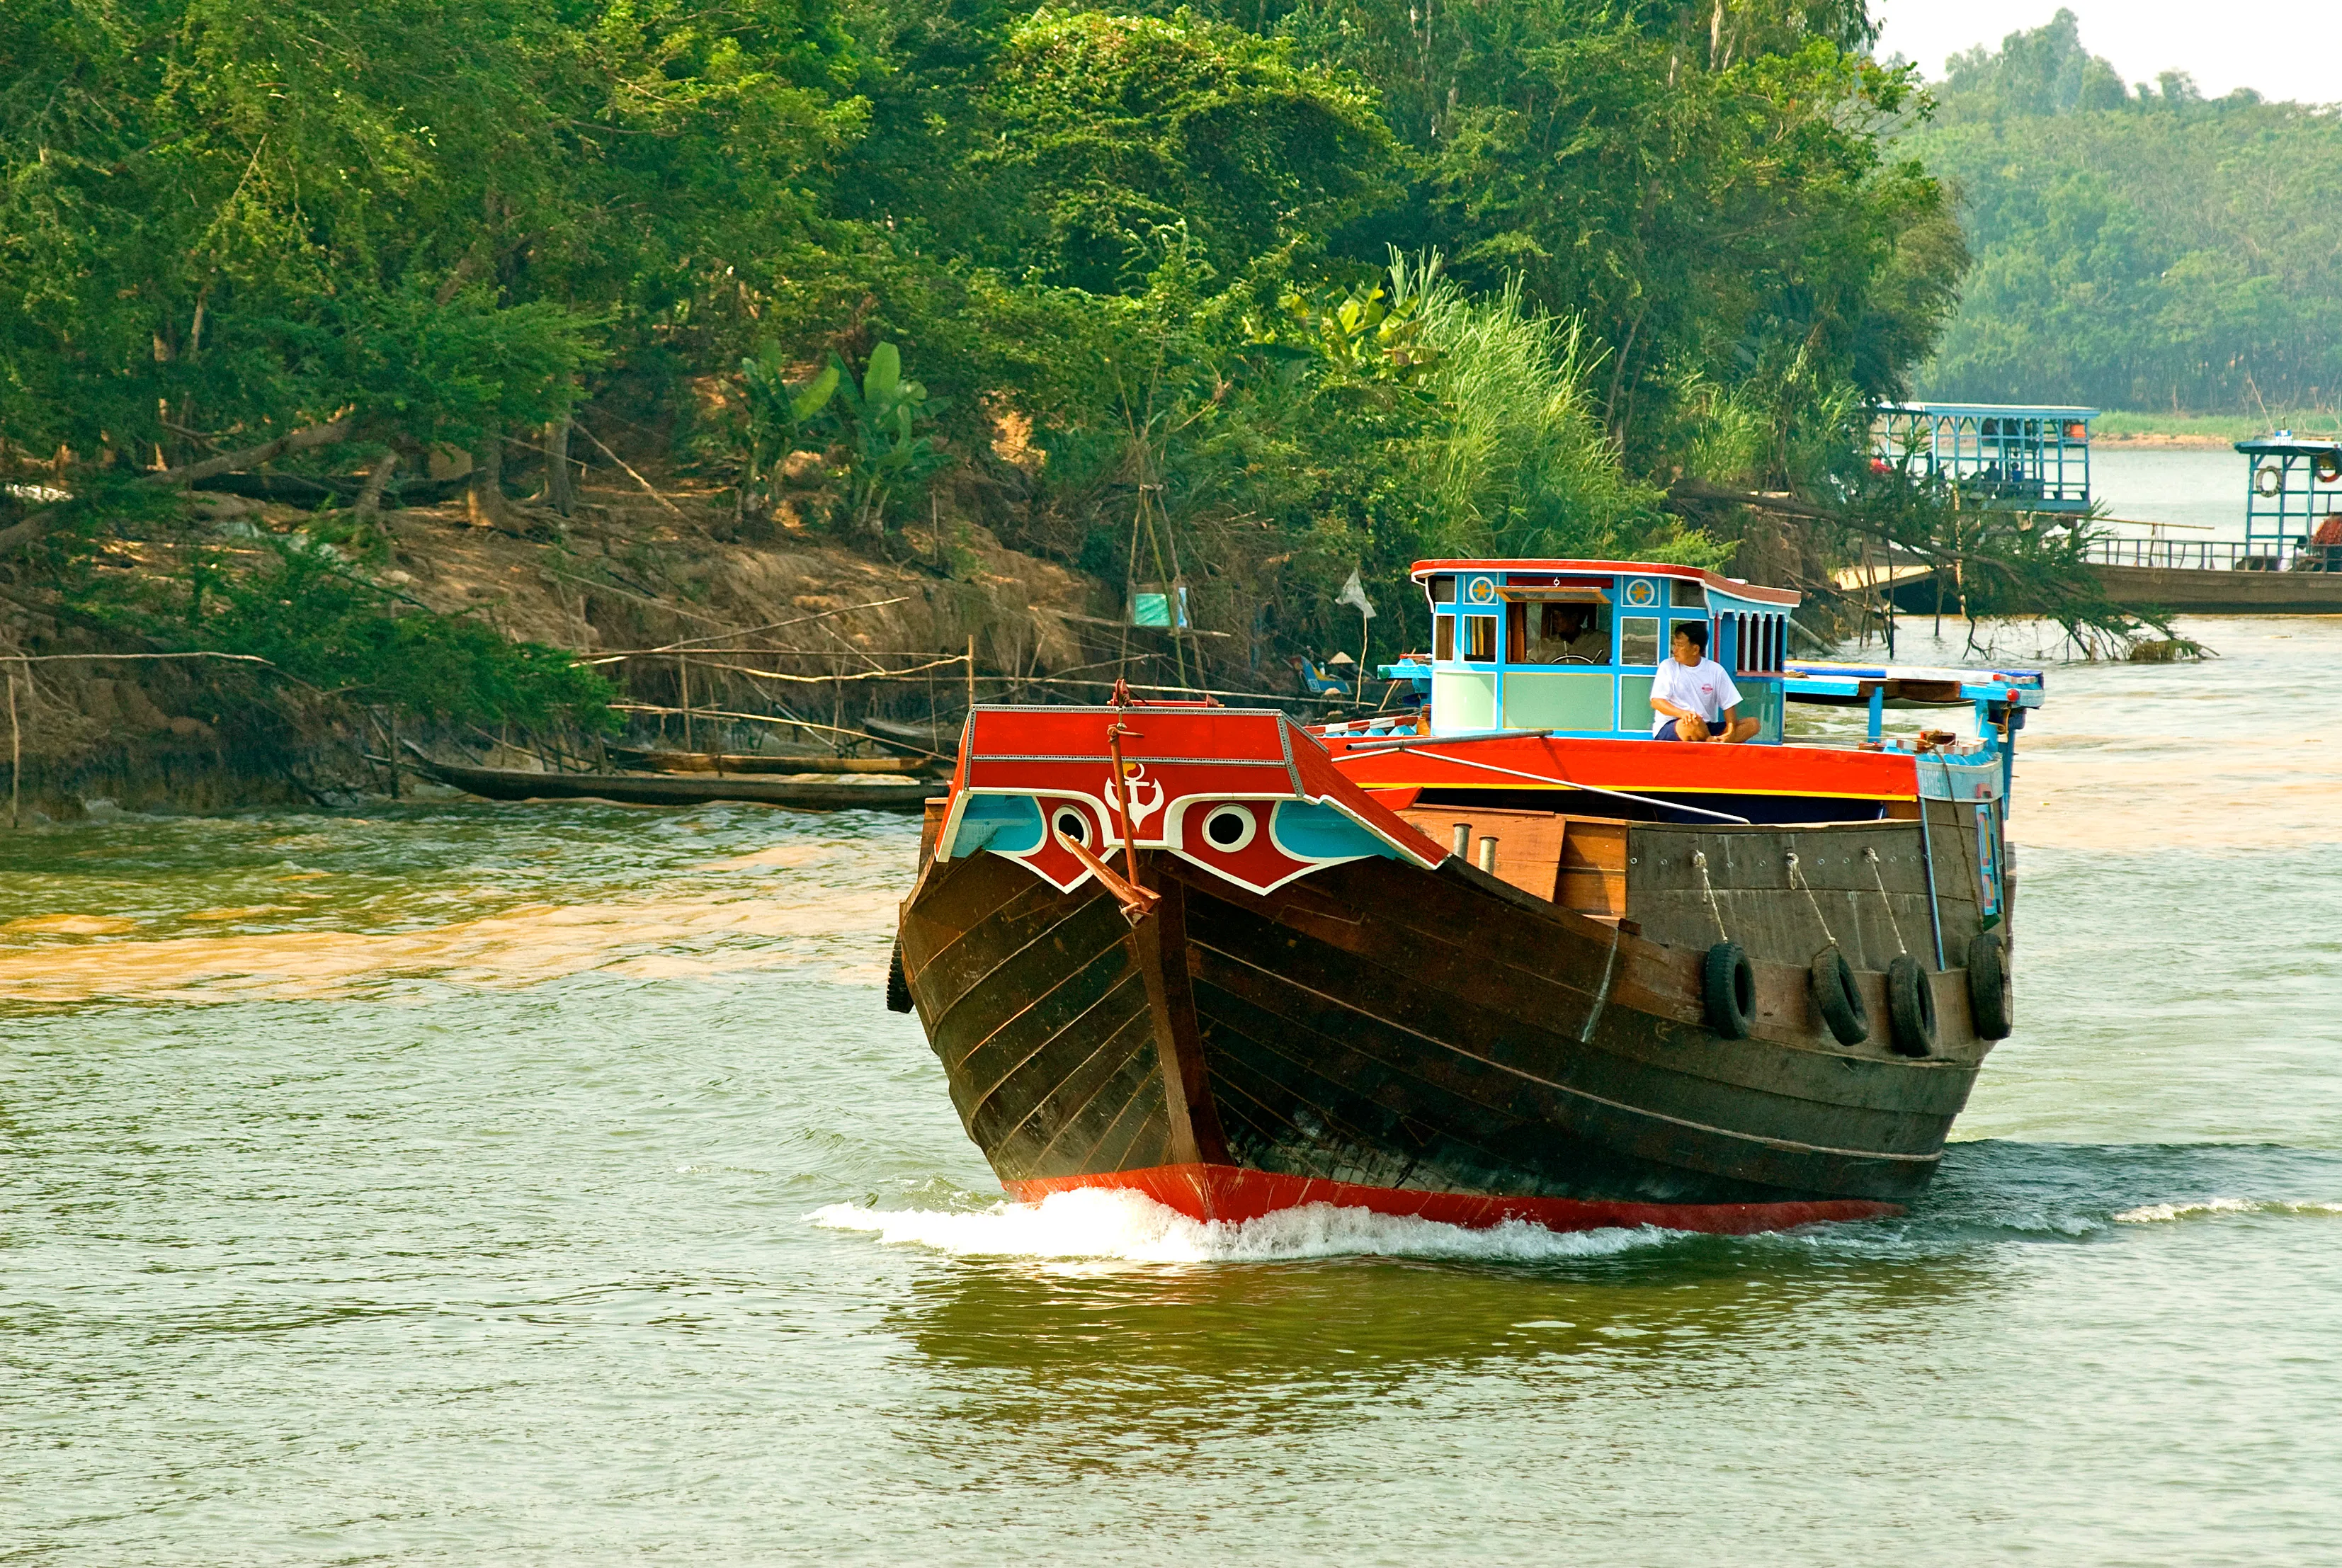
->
[891, 559, 2043, 1234]
[409, 754, 944, 810]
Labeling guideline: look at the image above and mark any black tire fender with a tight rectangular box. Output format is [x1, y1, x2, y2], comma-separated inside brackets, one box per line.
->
[1886, 953, 1938, 1057]
[1809, 945, 1869, 1045]
[886, 937, 915, 1013]
[1966, 929, 2012, 1039]
[1703, 941, 1755, 1039]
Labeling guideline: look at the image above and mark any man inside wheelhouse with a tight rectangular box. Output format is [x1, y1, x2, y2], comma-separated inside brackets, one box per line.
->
[1507, 598, 1610, 664]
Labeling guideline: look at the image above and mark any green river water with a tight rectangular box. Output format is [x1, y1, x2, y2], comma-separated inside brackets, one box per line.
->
[6, 618, 2341, 1565]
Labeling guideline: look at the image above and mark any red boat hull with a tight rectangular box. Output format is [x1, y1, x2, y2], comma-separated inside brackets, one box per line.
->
[1008, 1161, 1900, 1237]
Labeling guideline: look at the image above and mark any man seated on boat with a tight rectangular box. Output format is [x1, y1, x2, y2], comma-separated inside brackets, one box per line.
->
[1650, 623, 1759, 744]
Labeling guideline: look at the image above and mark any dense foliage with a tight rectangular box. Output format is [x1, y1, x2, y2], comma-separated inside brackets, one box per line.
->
[47, 521, 621, 729]
[1906, 10, 2342, 412]
[166, 546, 623, 730]
[2, 0, 1979, 668]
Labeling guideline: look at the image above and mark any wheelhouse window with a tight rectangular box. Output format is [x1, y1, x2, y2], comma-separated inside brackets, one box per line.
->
[1618, 616, 1660, 666]
[1434, 614, 1455, 661]
[1428, 574, 1457, 604]
[1465, 615, 1497, 662]
[1506, 599, 1610, 664]
[1670, 578, 1706, 608]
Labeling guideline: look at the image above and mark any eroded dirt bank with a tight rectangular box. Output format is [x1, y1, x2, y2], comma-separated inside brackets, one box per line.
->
[0, 475, 1119, 819]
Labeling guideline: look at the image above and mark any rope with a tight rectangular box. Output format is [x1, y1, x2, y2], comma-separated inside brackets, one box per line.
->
[683, 653, 972, 685]
[1785, 849, 1839, 951]
[1691, 850, 1729, 944]
[1864, 846, 1910, 957]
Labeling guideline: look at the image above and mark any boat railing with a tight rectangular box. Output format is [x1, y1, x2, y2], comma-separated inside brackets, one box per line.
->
[2082, 536, 2342, 573]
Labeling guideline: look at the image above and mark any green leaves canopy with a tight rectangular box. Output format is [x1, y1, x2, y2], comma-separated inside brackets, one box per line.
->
[0, 0, 861, 465]
[969, 10, 1398, 293]
[1906, 11, 2342, 410]
[2, 0, 1995, 663]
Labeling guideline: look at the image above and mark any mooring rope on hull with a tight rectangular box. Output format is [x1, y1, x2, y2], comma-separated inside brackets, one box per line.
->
[1786, 850, 1841, 951]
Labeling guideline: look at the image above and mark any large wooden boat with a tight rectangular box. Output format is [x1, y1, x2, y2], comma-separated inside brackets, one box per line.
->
[890, 559, 2044, 1234]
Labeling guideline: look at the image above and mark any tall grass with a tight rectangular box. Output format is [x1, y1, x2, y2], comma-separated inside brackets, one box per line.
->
[1407, 269, 1696, 561]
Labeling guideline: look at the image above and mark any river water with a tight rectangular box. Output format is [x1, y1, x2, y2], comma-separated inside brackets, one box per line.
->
[7, 618, 2341, 1566]
[2091, 447, 2254, 540]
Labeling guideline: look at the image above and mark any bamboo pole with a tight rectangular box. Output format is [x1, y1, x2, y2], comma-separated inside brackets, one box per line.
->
[8, 664, 19, 830]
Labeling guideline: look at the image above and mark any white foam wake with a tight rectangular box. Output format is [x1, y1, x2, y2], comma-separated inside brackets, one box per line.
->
[2113, 1198, 2342, 1225]
[809, 1186, 1676, 1264]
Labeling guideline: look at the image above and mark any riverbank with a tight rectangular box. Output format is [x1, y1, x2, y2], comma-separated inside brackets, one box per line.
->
[2093, 409, 2340, 447]
[0, 473, 1118, 820]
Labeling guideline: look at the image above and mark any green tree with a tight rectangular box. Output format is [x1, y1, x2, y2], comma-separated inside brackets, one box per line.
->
[1906, 12, 2342, 410]
[967, 8, 1399, 293]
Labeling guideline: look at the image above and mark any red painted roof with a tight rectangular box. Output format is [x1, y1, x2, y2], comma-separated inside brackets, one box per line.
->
[955, 705, 1451, 865]
[1407, 559, 1800, 608]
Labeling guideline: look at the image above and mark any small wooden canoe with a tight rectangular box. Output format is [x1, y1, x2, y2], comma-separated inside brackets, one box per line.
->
[408, 755, 944, 811]
[862, 716, 960, 760]
[607, 747, 939, 776]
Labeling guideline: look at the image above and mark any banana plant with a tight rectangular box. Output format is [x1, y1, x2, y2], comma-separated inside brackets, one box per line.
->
[1254, 251, 1445, 386]
[830, 341, 949, 542]
[739, 342, 839, 522]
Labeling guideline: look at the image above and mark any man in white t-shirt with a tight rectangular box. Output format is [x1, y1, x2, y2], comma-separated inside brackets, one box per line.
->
[1649, 622, 1759, 743]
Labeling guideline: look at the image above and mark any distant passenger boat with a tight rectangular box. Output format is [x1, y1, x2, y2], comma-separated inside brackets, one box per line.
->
[889, 559, 2044, 1236]
[1873, 401, 2097, 513]
[2081, 433, 2342, 613]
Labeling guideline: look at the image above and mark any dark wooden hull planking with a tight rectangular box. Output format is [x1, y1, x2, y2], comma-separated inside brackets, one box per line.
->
[897, 797, 2003, 1232]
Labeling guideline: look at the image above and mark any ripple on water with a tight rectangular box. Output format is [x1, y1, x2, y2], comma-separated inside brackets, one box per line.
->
[812, 1188, 1683, 1266]
[6, 623, 2342, 1565]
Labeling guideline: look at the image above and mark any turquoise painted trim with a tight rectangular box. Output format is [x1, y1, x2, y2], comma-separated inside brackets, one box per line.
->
[1271, 801, 1399, 862]
[952, 792, 1045, 856]
[1748, 678, 1785, 743]
[1915, 753, 2003, 803]
[1499, 671, 1615, 732]
[1432, 669, 1496, 733]
[1619, 673, 1656, 733]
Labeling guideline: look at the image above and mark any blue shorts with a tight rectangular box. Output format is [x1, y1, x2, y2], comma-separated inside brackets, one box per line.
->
[1655, 717, 1716, 741]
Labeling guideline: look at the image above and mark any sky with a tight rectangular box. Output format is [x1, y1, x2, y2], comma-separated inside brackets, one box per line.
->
[1874, 0, 2342, 105]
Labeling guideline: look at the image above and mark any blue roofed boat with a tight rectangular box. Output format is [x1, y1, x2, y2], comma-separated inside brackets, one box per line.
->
[1874, 402, 2097, 513]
